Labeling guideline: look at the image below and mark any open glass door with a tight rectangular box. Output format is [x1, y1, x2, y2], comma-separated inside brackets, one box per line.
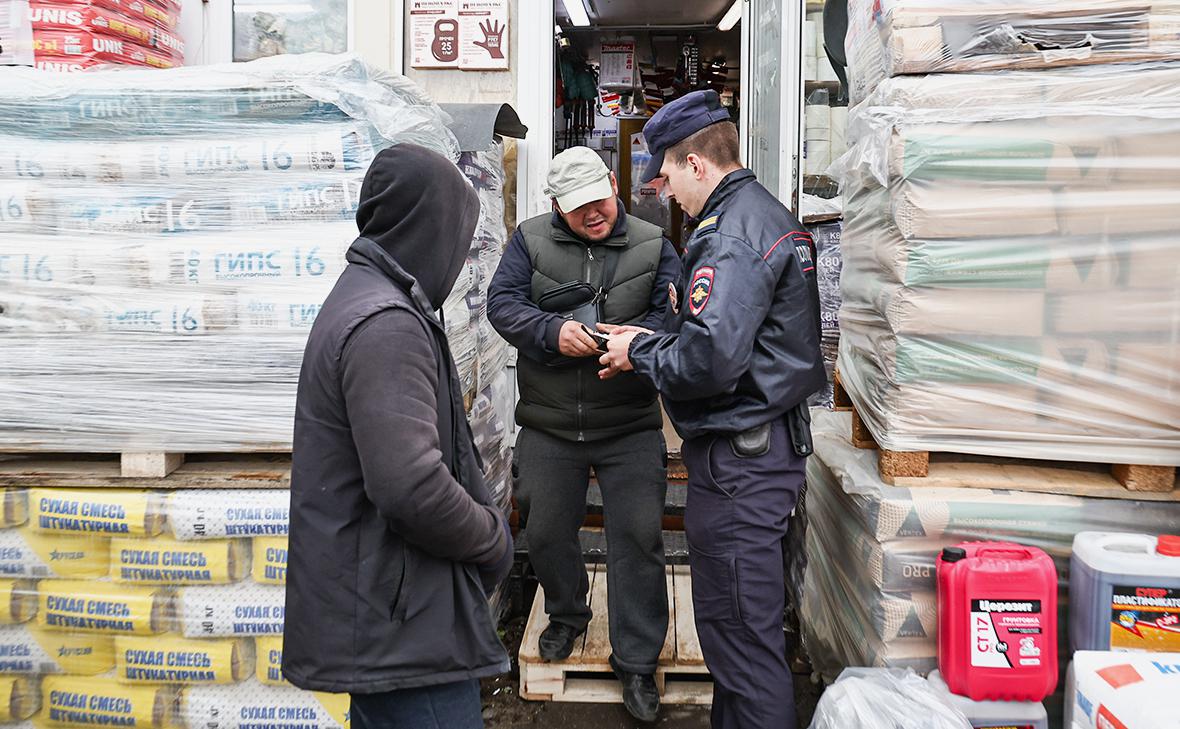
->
[741, 0, 802, 212]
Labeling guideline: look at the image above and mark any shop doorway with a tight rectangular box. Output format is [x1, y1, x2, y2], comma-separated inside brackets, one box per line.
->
[517, 0, 804, 241]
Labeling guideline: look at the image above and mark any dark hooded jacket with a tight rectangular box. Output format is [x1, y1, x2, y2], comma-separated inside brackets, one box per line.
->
[283, 145, 511, 693]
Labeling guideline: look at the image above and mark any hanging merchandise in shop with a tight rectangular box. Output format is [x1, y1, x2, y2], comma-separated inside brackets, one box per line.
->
[411, 0, 509, 71]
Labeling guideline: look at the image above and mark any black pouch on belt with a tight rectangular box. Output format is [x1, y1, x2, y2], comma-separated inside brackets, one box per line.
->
[787, 403, 814, 457]
[730, 422, 771, 458]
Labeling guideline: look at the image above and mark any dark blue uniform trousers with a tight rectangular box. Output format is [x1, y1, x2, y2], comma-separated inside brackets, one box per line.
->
[682, 417, 803, 729]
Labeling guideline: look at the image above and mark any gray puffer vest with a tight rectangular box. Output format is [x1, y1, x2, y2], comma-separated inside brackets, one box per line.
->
[516, 212, 665, 442]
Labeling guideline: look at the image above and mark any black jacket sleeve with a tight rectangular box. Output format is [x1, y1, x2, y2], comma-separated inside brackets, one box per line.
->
[634, 238, 681, 332]
[629, 231, 776, 400]
[487, 229, 565, 362]
[340, 308, 508, 566]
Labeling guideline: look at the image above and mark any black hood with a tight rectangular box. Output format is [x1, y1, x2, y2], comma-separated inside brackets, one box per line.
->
[356, 145, 480, 309]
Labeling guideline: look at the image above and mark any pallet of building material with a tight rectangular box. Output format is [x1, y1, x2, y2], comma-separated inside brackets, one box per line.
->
[841, 397, 1178, 498]
[855, 0, 1180, 83]
[0, 453, 292, 489]
[518, 563, 712, 705]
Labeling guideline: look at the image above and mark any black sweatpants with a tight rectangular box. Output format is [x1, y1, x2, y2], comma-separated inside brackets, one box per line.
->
[514, 426, 668, 674]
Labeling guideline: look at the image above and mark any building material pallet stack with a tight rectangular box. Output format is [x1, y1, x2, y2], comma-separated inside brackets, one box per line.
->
[798, 0, 1180, 707]
[798, 411, 1180, 682]
[0, 55, 516, 728]
[838, 0, 1180, 471]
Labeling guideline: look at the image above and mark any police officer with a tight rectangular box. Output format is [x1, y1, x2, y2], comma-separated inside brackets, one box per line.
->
[598, 90, 826, 729]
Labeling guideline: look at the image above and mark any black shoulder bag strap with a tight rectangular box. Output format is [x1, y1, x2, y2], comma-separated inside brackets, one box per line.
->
[595, 247, 622, 316]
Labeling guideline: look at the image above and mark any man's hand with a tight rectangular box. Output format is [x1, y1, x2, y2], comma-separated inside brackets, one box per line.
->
[558, 320, 600, 358]
[598, 330, 643, 379]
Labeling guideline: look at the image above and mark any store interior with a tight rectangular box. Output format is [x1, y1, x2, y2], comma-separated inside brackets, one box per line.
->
[551, 0, 847, 247]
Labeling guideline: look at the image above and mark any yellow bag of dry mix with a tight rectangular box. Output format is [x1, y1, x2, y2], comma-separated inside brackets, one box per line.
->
[111, 537, 248, 585]
[0, 580, 37, 624]
[37, 581, 171, 635]
[0, 625, 115, 675]
[30, 490, 163, 538]
[42, 676, 171, 728]
[251, 538, 287, 585]
[0, 528, 110, 579]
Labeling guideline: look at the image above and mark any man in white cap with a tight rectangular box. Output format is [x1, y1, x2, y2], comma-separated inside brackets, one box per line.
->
[488, 147, 679, 722]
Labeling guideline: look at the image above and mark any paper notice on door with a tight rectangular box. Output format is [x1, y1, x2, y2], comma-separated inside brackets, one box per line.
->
[410, 0, 460, 69]
[459, 0, 509, 70]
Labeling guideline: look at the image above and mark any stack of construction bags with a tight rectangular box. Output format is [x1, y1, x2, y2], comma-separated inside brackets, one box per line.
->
[4, 0, 188, 71]
[0, 486, 350, 729]
[836, 0, 1180, 464]
[798, 410, 1180, 682]
[0, 54, 513, 457]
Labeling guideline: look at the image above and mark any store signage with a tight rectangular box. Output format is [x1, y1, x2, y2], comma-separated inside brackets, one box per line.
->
[411, 0, 509, 71]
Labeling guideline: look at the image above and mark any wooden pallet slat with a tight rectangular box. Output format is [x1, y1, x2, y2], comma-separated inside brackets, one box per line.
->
[0, 453, 293, 489]
[520, 565, 712, 706]
[842, 405, 1178, 500]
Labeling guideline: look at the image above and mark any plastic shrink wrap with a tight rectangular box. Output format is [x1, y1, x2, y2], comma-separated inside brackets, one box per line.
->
[845, 0, 1180, 104]
[0, 53, 520, 454]
[807, 668, 971, 729]
[833, 62, 1180, 465]
[797, 410, 1180, 682]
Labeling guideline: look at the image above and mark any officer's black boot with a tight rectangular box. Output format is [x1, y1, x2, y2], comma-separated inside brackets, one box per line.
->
[610, 655, 660, 722]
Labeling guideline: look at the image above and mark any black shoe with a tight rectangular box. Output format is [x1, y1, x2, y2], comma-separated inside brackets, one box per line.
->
[611, 658, 660, 723]
[538, 622, 585, 662]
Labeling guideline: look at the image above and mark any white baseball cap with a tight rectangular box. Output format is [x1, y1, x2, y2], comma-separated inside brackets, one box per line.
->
[544, 147, 614, 213]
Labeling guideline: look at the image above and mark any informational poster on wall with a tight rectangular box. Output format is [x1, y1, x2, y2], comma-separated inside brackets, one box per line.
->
[0, 0, 33, 67]
[410, 0, 460, 69]
[458, 0, 509, 70]
[411, 0, 510, 71]
[599, 40, 635, 89]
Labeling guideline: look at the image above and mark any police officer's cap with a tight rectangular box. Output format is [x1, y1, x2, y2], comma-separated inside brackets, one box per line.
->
[640, 90, 732, 184]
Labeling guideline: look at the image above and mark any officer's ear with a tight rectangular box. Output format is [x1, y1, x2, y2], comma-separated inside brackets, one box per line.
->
[685, 153, 707, 181]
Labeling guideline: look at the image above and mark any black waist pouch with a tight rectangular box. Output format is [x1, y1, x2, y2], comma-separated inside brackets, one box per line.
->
[537, 281, 601, 329]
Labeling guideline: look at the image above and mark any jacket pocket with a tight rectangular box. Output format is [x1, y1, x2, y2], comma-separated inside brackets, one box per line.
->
[389, 544, 412, 624]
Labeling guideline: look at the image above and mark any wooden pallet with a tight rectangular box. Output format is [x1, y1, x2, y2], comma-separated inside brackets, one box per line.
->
[519, 563, 712, 705]
[0, 452, 291, 489]
[847, 408, 1178, 500]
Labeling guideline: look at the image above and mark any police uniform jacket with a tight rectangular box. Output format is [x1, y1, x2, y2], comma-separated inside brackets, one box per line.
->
[629, 169, 826, 439]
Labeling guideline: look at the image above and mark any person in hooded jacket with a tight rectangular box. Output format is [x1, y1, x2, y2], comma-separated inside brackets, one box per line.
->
[283, 144, 514, 729]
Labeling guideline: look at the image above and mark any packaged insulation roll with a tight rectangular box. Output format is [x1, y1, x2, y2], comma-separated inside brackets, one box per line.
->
[254, 636, 285, 686]
[0, 581, 37, 625]
[180, 682, 348, 729]
[111, 537, 249, 585]
[251, 539, 287, 585]
[0, 529, 110, 579]
[166, 491, 289, 540]
[176, 584, 284, 638]
[41, 676, 171, 728]
[115, 636, 254, 685]
[29, 490, 163, 538]
[0, 625, 115, 675]
[0, 675, 39, 722]
[37, 581, 172, 635]
[1, 490, 28, 529]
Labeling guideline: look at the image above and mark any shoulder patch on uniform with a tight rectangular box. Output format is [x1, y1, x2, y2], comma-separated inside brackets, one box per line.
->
[688, 266, 715, 316]
[697, 215, 720, 232]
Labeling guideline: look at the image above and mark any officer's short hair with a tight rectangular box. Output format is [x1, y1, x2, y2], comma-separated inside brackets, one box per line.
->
[665, 121, 741, 172]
